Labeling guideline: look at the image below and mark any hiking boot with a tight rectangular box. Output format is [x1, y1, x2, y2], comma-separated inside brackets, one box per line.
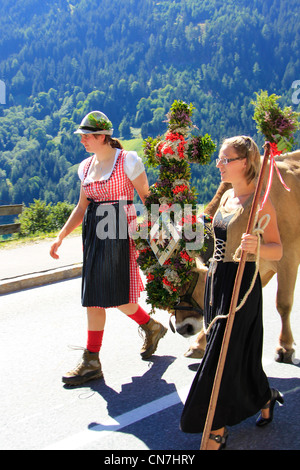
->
[62, 348, 103, 386]
[139, 318, 168, 359]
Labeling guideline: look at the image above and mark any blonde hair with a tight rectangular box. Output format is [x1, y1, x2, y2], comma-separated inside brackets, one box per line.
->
[222, 135, 261, 184]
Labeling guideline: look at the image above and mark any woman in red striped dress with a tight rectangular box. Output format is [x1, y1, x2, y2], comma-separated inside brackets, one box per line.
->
[50, 111, 167, 386]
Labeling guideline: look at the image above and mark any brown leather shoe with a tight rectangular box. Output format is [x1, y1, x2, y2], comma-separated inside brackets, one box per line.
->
[139, 318, 167, 359]
[62, 348, 103, 386]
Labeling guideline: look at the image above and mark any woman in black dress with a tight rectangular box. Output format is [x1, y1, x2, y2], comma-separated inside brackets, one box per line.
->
[180, 136, 284, 450]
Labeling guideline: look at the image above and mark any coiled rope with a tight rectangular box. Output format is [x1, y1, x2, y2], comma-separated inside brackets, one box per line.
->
[203, 212, 270, 335]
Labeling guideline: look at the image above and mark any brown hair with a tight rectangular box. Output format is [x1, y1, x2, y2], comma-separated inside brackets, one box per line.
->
[221, 135, 261, 184]
[104, 135, 123, 149]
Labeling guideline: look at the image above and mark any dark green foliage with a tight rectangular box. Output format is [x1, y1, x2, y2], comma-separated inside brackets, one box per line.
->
[0, 0, 299, 208]
[17, 199, 75, 236]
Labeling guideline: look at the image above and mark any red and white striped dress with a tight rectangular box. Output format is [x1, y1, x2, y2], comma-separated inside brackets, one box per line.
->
[79, 149, 144, 307]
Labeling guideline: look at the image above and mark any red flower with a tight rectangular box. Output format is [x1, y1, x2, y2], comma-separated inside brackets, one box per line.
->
[269, 142, 282, 157]
[162, 278, 177, 292]
[166, 132, 185, 142]
[179, 214, 197, 225]
[159, 203, 172, 212]
[147, 273, 155, 281]
[172, 184, 188, 195]
[178, 141, 186, 159]
[156, 143, 164, 159]
[139, 220, 152, 228]
[162, 146, 175, 155]
[180, 250, 193, 262]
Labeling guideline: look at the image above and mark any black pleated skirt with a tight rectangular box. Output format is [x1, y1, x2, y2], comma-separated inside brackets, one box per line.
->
[81, 200, 131, 308]
[180, 261, 271, 433]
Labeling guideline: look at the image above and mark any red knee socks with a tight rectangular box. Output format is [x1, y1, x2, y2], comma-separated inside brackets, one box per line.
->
[127, 305, 150, 325]
[86, 307, 150, 352]
[87, 330, 104, 353]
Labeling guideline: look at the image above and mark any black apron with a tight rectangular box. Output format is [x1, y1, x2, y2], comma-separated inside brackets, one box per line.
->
[81, 199, 132, 308]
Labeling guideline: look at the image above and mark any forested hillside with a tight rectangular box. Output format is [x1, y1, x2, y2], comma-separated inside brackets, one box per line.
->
[0, 0, 299, 206]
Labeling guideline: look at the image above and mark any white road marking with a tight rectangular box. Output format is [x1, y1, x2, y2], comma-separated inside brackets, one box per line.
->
[43, 356, 298, 450]
[43, 386, 190, 450]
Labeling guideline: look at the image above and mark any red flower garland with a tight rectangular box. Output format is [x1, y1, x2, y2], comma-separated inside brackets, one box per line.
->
[180, 250, 194, 262]
[178, 141, 186, 159]
[179, 214, 197, 225]
[269, 142, 282, 157]
[162, 278, 177, 292]
[164, 132, 187, 159]
[166, 132, 185, 142]
[172, 184, 189, 195]
[162, 146, 175, 155]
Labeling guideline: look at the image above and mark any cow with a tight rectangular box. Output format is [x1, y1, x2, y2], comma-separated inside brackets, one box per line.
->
[173, 150, 300, 364]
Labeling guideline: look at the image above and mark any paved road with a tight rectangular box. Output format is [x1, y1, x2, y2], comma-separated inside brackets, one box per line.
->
[0, 236, 83, 294]
[0, 267, 299, 451]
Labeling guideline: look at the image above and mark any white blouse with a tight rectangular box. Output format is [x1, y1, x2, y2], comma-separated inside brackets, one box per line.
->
[78, 149, 145, 185]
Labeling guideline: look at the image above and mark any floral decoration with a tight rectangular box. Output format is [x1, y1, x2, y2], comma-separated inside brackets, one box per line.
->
[135, 100, 216, 312]
[251, 90, 299, 153]
[87, 113, 113, 131]
[251, 90, 299, 210]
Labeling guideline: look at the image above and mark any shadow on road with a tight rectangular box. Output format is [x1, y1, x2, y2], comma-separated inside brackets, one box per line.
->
[64, 354, 200, 450]
[62, 357, 300, 450]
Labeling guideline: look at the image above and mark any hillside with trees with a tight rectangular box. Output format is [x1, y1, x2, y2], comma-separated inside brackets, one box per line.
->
[0, 0, 299, 207]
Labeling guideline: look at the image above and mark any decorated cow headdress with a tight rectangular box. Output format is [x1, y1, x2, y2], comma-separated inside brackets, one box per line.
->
[251, 90, 299, 210]
[134, 100, 216, 312]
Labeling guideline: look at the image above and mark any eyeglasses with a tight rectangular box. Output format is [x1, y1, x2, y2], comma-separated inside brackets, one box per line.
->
[215, 156, 246, 166]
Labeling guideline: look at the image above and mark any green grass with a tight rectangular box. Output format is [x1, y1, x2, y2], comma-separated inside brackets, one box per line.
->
[0, 226, 82, 249]
[121, 132, 144, 157]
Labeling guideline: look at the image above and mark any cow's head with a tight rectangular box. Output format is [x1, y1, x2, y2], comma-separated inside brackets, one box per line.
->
[171, 260, 208, 337]
[170, 219, 214, 337]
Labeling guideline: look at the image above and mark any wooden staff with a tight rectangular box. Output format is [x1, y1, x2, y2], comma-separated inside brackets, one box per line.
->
[200, 142, 271, 450]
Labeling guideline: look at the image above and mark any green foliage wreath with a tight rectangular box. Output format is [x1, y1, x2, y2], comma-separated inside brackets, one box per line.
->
[134, 100, 216, 312]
